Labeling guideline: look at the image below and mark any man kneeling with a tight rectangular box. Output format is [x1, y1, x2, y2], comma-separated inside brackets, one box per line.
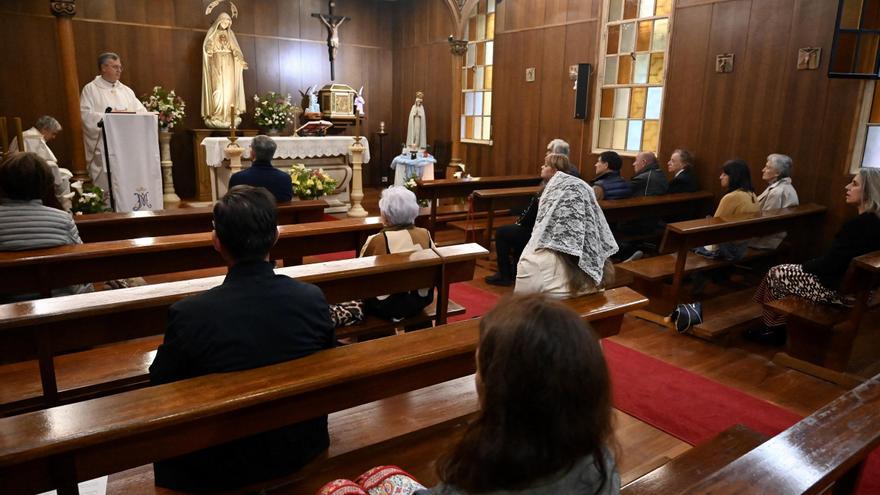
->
[149, 185, 335, 492]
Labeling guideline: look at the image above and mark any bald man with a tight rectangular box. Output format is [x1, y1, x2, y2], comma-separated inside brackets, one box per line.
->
[630, 151, 668, 196]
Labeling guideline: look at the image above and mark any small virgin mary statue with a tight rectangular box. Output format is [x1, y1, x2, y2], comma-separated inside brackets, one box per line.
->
[201, 12, 248, 128]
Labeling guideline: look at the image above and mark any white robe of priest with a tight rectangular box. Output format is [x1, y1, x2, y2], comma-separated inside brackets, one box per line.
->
[9, 127, 74, 210]
[80, 76, 147, 194]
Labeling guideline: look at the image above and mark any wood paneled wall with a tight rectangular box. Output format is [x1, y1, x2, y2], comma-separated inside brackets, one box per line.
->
[0, 0, 393, 196]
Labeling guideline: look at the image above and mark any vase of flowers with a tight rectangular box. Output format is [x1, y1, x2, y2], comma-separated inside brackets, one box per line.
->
[289, 163, 337, 200]
[253, 92, 295, 134]
[403, 173, 430, 207]
[141, 86, 186, 130]
[70, 181, 110, 214]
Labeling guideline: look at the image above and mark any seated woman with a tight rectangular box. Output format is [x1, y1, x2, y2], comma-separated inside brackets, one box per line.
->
[317, 294, 620, 495]
[359, 186, 434, 321]
[694, 159, 759, 261]
[484, 150, 579, 287]
[0, 152, 92, 301]
[751, 168, 880, 345]
[750, 153, 799, 250]
[515, 168, 617, 298]
[590, 151, 631, 200]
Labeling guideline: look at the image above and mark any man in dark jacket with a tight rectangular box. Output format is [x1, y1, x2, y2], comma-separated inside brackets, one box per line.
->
[590, 150, 631, 200]
[667, 149, 700, 193]
[149, 185, 334, 492]
[229, 135, 294, 201]
[630, 151, 669, 196]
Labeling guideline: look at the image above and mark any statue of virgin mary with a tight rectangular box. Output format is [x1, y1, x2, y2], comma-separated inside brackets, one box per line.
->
[201, 12, 248, 128]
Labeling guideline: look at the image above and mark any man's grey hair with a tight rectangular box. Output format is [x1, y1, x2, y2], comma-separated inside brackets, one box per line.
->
[767, 153, 793, 179]
[379, 186, 420, 226]
[547, 138, 570, 157]
[97, 52, 120, 70]
[642, 151, 658, 167]
[34, 116, 61, 132]
[251, 135, 278, 162]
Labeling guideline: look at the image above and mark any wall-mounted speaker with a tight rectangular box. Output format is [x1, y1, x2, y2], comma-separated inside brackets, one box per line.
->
[574, 63, 591, 120]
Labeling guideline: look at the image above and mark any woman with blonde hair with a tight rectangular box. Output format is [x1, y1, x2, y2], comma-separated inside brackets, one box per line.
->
[751, 168, 880, 344]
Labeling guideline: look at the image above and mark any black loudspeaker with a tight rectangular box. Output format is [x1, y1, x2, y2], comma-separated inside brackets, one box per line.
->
[574, 63, 591, 120]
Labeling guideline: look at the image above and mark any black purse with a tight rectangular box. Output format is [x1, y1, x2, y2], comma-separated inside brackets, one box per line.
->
[669, 302, 703, 334]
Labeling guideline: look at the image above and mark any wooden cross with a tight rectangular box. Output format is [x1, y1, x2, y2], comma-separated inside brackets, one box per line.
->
[311, 0, 351, 81]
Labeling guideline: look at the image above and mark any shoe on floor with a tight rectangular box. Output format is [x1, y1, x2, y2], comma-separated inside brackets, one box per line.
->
[484, 273, 513, 287]
[624, 250, 644, 263]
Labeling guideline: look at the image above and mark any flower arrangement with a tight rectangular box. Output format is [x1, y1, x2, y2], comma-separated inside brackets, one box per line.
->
[403, 173, 430, 207]
[70, 181, 110, 214]
[253, 91, 295, 131]
[289, 163, 337, 200]
[141, 86, 186, 129]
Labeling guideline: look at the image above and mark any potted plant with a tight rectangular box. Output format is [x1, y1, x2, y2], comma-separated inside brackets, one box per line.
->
[289, 163, 337, 200]
[253, 91, 295, 135]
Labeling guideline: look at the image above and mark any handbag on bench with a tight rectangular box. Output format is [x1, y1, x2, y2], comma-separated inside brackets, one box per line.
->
[669, 302, 703, 334]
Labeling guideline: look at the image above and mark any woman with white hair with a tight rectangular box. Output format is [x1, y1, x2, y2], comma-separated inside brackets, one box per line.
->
[514, 171, 617, 298]
[750, 168, 880, 345]
[750, 153, 799, 250]
[359, 186, 434, 319]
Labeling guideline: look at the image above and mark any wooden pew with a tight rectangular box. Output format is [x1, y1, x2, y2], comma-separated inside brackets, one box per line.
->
[617, 204, 827, 323]
[413, 175, 542, 236]
[0, 244, 488, 414]
[768, 250, 880, 387]
[621, 424, 770, 494]
[0, 217, 384, 299]
[0, 287, 647, 495]
[674, 372, 880, 494]
[452, 189, 715, 248]
[74, 200, 327, 242]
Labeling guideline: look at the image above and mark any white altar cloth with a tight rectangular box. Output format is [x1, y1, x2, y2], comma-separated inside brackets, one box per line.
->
[104, 113, 163, 212]
[201, 136, 370, 167]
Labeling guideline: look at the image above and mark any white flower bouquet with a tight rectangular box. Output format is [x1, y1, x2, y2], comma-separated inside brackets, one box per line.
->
[289, 163, 337, 200]
[70, 180, 110, 214]
[253, 92, 295, 131]
[141, 86, 186, 129]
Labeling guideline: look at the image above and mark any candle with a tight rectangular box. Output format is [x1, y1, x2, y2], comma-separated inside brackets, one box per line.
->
[380, 121, 385, 133]
[229, 105, 236, 138]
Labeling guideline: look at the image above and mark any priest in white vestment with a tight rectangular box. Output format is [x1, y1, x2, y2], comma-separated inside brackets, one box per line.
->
[80, 52, 146, 195]
[9, 115, 74, 210]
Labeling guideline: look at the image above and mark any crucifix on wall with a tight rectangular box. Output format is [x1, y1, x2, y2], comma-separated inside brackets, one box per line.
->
[312, 0, 350, 81]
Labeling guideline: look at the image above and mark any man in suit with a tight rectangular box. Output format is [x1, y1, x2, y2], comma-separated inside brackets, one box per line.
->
[667, 148, 700, 193]
[229, 135, 294, 201]
[149, 185, 334, 492]
[630, 151, 669, 196]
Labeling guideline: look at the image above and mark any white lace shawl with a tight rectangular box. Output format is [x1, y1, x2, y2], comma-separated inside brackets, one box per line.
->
[523, 172, 619, 285]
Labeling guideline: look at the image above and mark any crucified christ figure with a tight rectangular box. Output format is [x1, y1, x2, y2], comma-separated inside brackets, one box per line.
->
[312, 1, 350, 80]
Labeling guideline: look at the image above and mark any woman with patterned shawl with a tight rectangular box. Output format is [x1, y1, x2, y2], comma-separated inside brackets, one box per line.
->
[514, 170, 618, 298]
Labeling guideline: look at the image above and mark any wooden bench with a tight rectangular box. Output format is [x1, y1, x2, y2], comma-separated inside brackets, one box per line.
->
[0, 244, 488, 414]
[414, 175, 541, 236]
[677, 372, 880, 494]
[451, 189, 716, 249]
[768, 250, 880, 387]
[617, 204, 827, 322]
[0, 286, 647, 495]
[621, 424, 770, 494]
[74, 200, 327, 242]
[0, 217, 384, 299]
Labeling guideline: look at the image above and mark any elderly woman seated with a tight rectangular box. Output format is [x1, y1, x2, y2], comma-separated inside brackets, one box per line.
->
[0, 152, 92, 301]
[750, 153, 799, 250]
[514, 170, 617, 298]
[359, 186, 434, 320]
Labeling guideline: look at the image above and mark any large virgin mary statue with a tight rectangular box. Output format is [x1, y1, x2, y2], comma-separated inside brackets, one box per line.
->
[202, 12, 248, 128]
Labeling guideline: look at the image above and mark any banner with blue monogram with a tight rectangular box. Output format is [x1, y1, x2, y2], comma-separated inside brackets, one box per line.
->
[104, 113, 164, 212]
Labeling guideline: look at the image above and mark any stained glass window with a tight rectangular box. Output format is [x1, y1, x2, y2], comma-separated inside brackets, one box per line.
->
[594, 0, 671, 154]
[851, 81, 880, 170]
[462, 0, 495, 143]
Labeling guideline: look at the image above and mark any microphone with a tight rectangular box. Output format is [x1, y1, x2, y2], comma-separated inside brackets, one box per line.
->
[105, 107, 113, 113]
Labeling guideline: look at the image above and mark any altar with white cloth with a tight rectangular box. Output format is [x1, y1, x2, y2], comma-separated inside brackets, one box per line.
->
[201, 136, 370, 212]
[391, 152, 436, 186]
